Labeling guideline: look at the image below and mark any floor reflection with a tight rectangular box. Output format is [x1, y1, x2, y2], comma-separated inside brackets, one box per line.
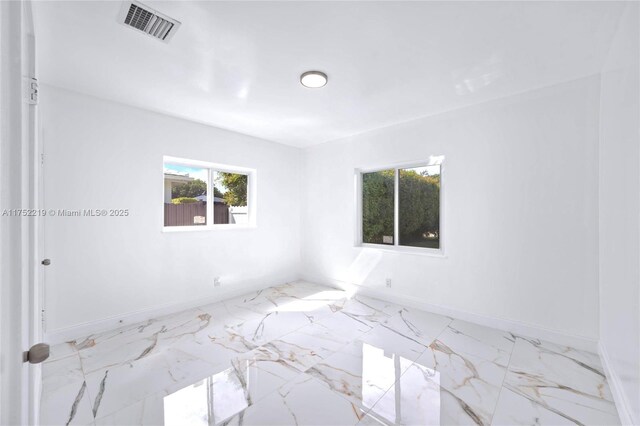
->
[363, 343, 441, 425]
[361, 342, 404, 410]
[164, 361, 250, 426]
[371, 361, 441, 425]
[163, 341, 442, 426]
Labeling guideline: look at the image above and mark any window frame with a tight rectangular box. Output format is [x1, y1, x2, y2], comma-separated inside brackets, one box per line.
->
[162, 155, 257, 232]
[355, 157, 445, 257]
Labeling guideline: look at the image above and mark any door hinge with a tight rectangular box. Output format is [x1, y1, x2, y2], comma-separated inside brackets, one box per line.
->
[27, 77, 38, 105]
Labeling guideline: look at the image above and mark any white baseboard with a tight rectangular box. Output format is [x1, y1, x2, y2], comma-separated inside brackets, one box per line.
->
[599, 342, 637, 425]
[45, 277, 294, 344]
[47, 272, 600, 355]
[301, 273, 599, 353]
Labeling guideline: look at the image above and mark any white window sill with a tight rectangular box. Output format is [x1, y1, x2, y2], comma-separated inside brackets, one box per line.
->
[162, 224, 257, 233]
[357, 243, 447, 258]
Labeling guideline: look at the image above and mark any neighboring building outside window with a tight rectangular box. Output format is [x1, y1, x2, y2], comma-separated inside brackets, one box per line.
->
[163, 156, 255, 230]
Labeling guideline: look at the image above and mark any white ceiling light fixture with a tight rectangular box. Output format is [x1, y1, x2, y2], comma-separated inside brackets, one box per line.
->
[300, 71, 328, 88]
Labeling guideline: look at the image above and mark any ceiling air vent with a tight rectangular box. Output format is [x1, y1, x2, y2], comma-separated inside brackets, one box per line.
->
[118, 1, 180, 43]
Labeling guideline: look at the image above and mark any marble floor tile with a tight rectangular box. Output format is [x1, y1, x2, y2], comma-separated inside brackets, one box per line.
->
[221, 289, 278, 321]
[306, 339, 415, 413]
[197, 301, 252, 326]
[42, 352, 85, 394]
[371, 338, 508, 425]
[171, 323, 258, 367]
[91, 346, 303, 426]
[222, 282, 339, 323]
[380, 307, 452, 347]
[365, 361, 442, 426]
[314, 310, 374, 340]
[223, 373, 367, 425]
[40, 281, 621, 426]
[49, 341, 79, 362]
[267, 296, 340, 321]
[73, 325, 162, 375]
[275, 321, 350, 353]
[164, 351, 289, 425]
[232, 346, 302, 383]
[153, 308, 216, 342]
[281, 284, 349, 312]
[265, 281, 339, 304]
[503, 336, 620, 425]
[83, 348, 219, 420]
[491, 387, 582, 426]
[340, 295, 400, 327]
[435, 319, 516, 367]
[94, 396, 164, 426]
[259, 322, 350, 373]
[40, 352, 93, 426]
[360, 323, 429, 362]
[40, 378, 94, 426]
[356, 413, 391, 426]
[75, 308, 213, 375]
[229, 311, 315, 346]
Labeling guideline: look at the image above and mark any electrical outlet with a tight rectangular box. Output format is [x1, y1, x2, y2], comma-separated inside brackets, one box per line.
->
[386, 278, 392, 288]
[214, 277, 221, 287]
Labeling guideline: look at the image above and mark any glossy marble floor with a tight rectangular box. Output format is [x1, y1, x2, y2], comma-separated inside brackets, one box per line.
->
[41, 281, 620, 426]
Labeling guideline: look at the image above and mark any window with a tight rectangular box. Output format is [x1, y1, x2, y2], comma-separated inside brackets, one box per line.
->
[399, 164, 441, 248]
[362, 169, 395, 245]
[213, 171, 249, 225]
[164, 163, 209, 227]
[359, 159, 442, 251]
[163, 156, 255, 230]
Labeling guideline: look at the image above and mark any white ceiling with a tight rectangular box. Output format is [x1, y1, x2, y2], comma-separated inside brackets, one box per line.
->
[33, 1, 625, 147]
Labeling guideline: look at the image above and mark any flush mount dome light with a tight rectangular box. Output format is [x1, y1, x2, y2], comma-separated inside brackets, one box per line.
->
[300, 71, 328, 88]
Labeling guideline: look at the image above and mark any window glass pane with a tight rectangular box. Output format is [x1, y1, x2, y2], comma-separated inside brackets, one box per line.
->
[213, 171, 248, 225]
[399, 165, 440, 248]
[163, 164, 208, 227]
[362, 169, 395, 245]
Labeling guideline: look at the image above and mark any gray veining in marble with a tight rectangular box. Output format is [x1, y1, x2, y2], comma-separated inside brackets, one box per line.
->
[41, 281, 621, 426]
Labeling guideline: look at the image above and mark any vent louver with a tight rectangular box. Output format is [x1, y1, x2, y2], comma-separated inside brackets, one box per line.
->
[119, 1, 180, 43]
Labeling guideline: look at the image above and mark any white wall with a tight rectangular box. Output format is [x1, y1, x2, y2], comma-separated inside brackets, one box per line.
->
[598, 3, 640, 424]
[301, 76, 601, 342]
[41, 85, 301, 334]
